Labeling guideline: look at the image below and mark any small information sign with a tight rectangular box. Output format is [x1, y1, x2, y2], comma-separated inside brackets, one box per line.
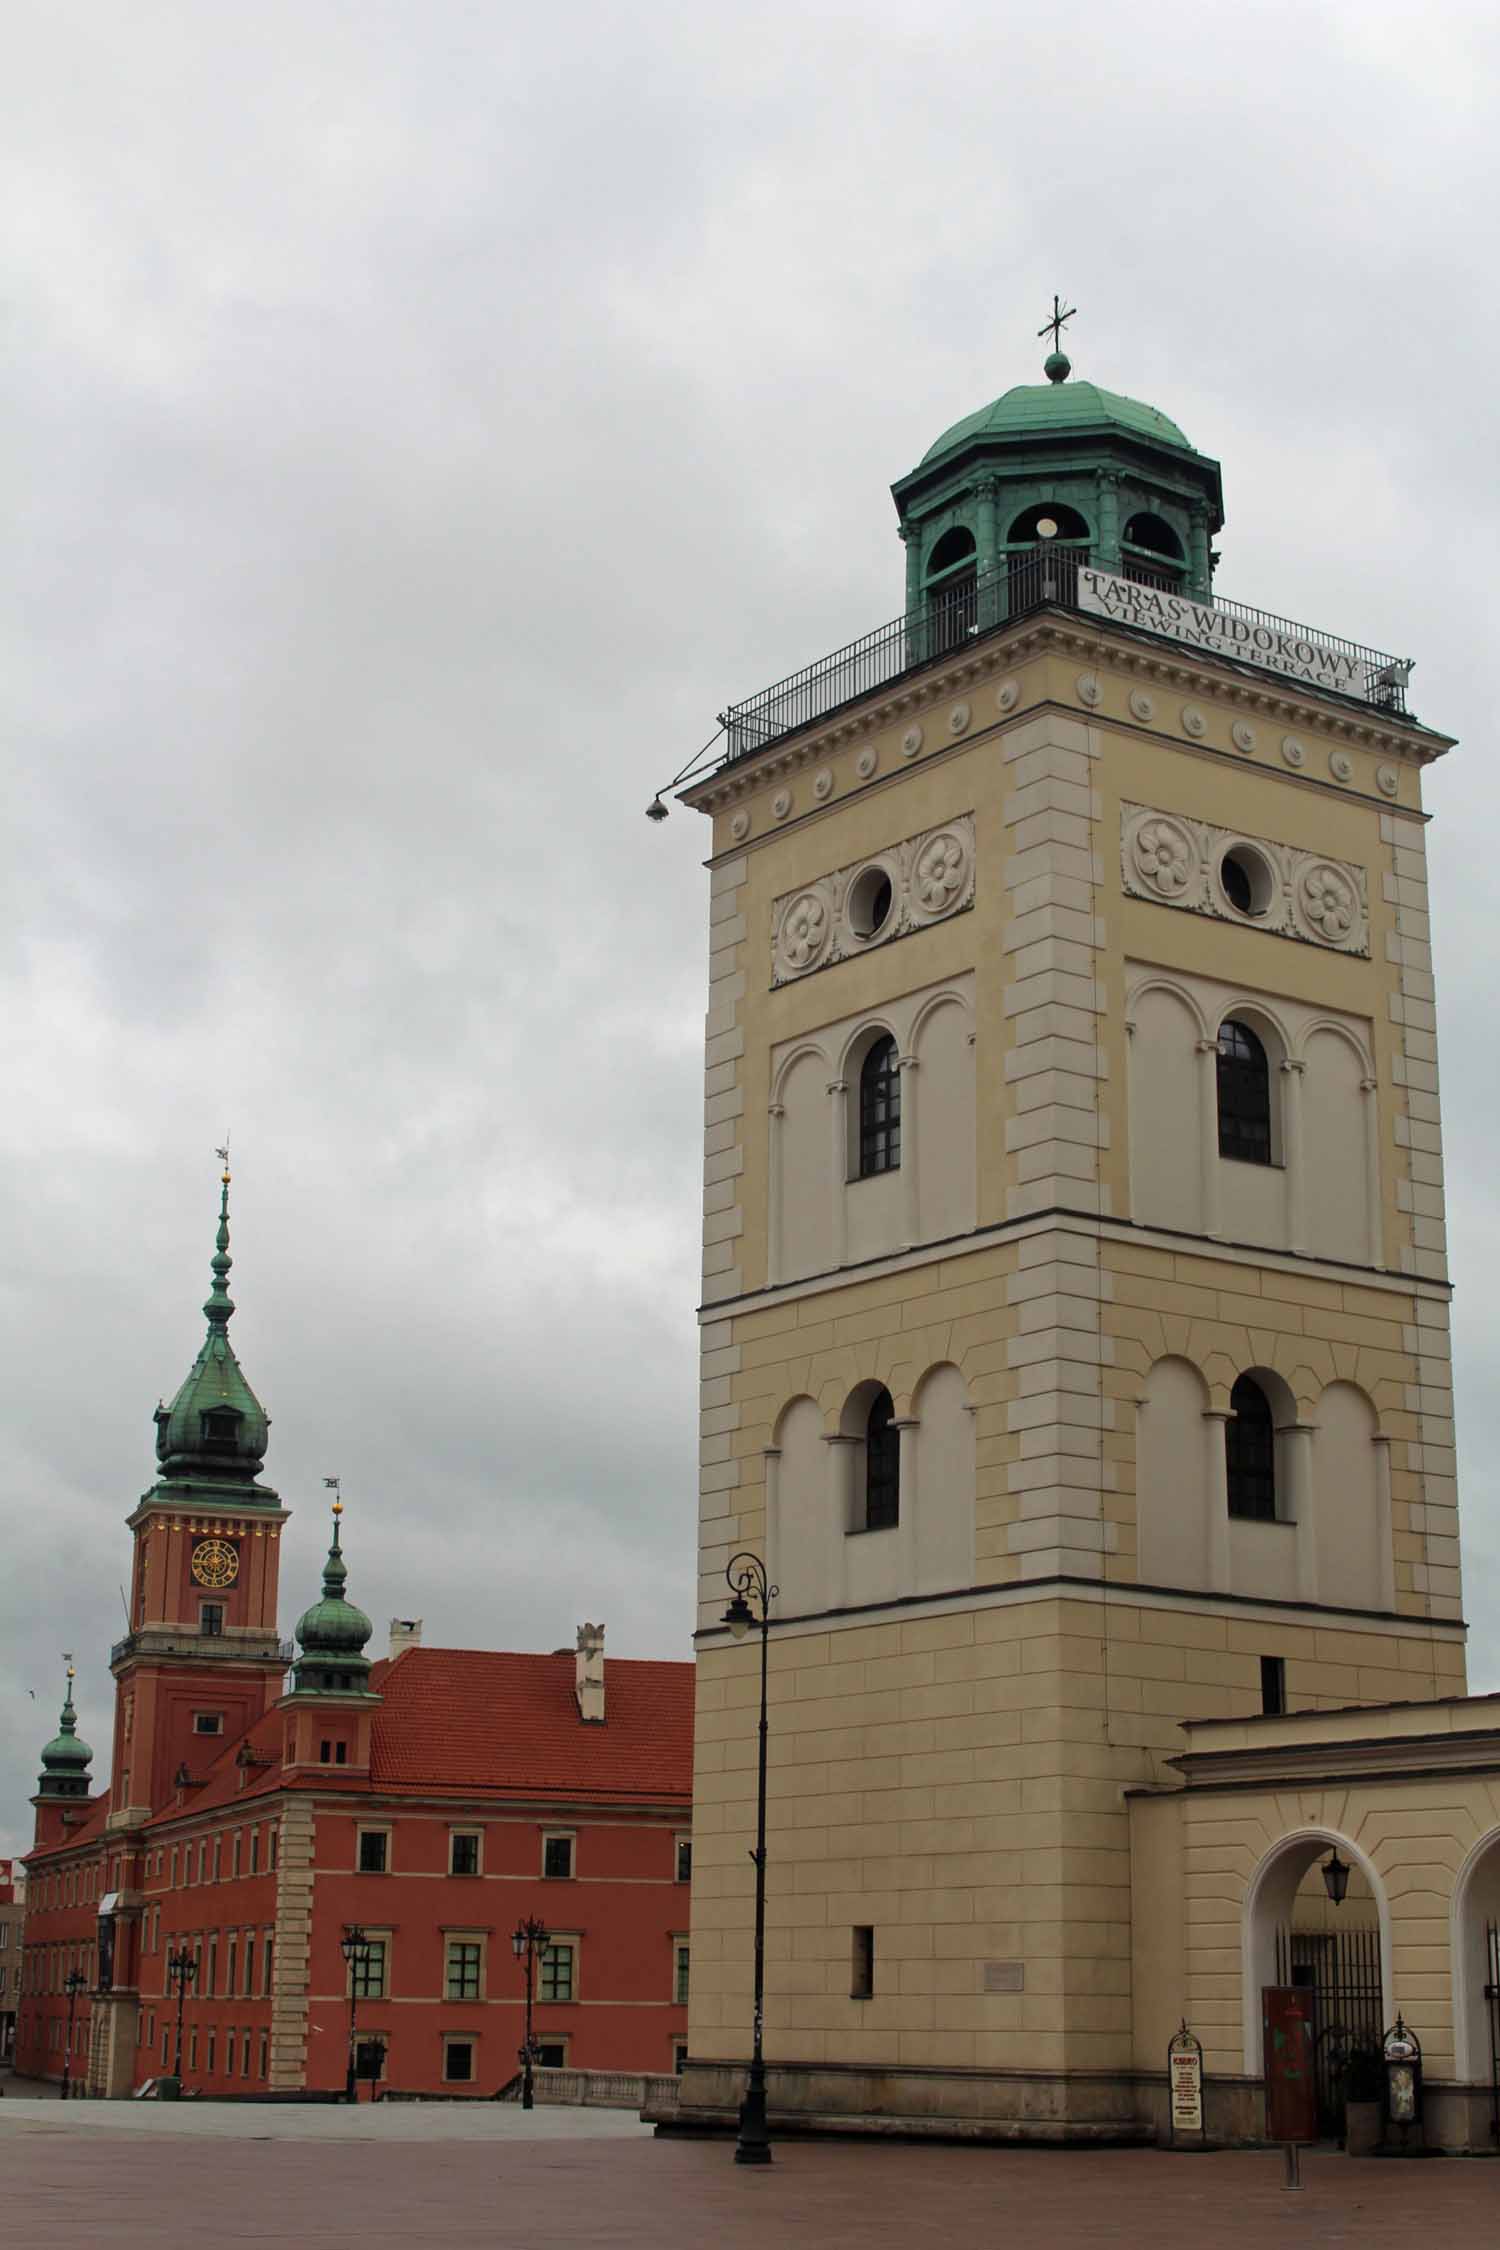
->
[1167, 2021, 1206, 2145]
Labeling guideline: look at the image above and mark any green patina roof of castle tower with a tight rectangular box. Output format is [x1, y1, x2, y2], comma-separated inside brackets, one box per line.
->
[40, 1673, 92, 1775]
[153, 1170, 271, 1483]
[919, 376, 1195, 467]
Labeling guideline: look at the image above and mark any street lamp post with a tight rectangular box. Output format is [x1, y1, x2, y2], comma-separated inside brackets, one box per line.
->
[723, 1550, 777, 2167]
[511, 1917, 550, 2110]
[340, 1925, 372, 2102]
[167, 1947, 197, 2082]
[60, 1969, 87, 2100]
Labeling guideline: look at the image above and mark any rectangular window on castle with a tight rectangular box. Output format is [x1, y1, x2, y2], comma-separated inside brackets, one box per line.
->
[249, 1828, 260, 1875]
[350, 1938, 387, 2001]
[445, 1939, 483, 2001]
[243, 1932, 254, 1997]
[675, 1836, 692, 1883]
[539, 1941, 576, 2002]
[1260, 1656, 1287, 1715]
[851, 1926, 875, 1999]
[200, 1603, 224, 1637]
[673, 1942, 691, 2007]
[357, 1828, 390, 1875]
[449, 1831, 481, 1877]
[262, 1935, 274, 1995]
[542, 1833, 574, 1881]
[231, 1832, 241, 1878]
[443, 2038, 474, 2084]
[258, 2031, 269, 2079]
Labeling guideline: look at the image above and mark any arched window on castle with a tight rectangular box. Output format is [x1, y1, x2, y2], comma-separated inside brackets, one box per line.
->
[862, 1388, 900, 1532]
[924, 527, 977, 653]
[1005, 502, 1089, 611]
[1217, 1018, 1272, 1165]
[1122, 510, 1186, 589]
[859, 1035, 901, 1178]
[1226, 1375, 1276, 1521]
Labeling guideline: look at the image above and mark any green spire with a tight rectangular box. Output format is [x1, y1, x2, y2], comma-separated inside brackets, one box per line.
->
[152, 1161, 272, 1486]
[38, 1659, 93, 1798]
[291, 1492, 375, 1697]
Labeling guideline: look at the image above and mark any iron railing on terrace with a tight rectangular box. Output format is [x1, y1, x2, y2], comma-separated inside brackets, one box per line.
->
[718, 549, 1412, 764]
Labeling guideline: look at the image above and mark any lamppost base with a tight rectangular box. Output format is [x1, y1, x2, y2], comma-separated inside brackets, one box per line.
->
[734, 2078, 772, 2165]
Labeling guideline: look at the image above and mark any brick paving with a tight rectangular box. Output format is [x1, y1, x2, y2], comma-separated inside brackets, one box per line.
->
[0, 2105, 1495, 2248]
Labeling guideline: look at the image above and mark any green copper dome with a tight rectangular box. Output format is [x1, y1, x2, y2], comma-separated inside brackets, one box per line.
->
[153, 1169, 271, 1481]
[920, 376, 1193, 468]
[291, 1503, 375, 1695]
[37, 1667, 93, 1798]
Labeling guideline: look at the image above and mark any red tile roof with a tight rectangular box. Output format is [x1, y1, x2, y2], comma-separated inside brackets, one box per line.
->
[26, 1792, 113, 1863]
[368, 1647, 693, 1805]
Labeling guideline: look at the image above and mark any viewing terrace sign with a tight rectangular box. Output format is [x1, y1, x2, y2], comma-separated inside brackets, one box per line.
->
[1076, 564, 1377, 699]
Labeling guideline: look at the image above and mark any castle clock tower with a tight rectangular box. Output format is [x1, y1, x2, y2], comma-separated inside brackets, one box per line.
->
[675, 333, 1465, 2140]
[109, 1165, 289, 1827]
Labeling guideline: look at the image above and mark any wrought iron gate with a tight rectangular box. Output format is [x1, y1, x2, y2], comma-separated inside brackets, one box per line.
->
[1275, 1925, 1383, 2138]
[1485, 1921, 1500, 2145]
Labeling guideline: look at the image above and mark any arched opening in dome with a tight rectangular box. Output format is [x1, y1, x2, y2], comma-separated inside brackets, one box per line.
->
[1004, 502, 1089, 613]
[923, 526, 978, 654]
[1122, 511, 1186, 590]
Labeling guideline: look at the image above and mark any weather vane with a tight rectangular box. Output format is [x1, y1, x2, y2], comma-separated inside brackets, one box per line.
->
[323, 1474, 342, 1519]
[1038, 293, 1077, 353]
[215, 1136, 231, 1179]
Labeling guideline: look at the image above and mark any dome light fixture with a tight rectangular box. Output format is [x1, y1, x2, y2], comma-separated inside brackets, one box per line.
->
[1036, 517, 1059, 541]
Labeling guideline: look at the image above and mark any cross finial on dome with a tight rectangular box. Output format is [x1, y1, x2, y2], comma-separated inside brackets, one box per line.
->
[1038, 293, 1076, 383]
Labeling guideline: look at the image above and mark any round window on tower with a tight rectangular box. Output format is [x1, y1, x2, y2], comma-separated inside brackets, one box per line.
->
[1219, 843, 1275, 919]
[847, 864, 894, 941]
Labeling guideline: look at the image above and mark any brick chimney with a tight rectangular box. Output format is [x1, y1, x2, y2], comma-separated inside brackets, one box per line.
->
[575, 1622, 605, 1724]
[388, 1617, 423, 1662]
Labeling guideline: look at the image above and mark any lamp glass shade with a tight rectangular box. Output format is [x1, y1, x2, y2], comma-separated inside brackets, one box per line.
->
[512, 1928, 525, 1958]
[1321, 1848, 1351, 1906]
[723, 1592, 754, 1640]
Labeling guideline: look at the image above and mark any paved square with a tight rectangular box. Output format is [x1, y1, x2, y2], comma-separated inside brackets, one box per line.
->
[1, 2099, 1495, 2248]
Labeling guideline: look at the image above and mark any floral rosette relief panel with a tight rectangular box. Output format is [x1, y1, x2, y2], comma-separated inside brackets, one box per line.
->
[770, 814, 976, 987]
[1120, 802, 1369, 955]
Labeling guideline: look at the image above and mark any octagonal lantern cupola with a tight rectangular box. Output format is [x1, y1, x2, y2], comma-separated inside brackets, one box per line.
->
[36, 1663, 93, 1800]
[891, 330, 1225, 647]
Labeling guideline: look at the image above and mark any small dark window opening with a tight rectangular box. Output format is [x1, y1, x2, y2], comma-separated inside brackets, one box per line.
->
[319, 1740, 332, 1764]
[1260, 1656, 1286, 1715]
[335, 1740, 348, 1765]
[200, 1603, 224, 1637]
[543, 1834, 575, 1880]
[1007, 501, 1090, 547]
[925, 526, 977, 652]
[858, 1036, 901, 1178]
[200, 1407, 242, 1454]
[451, 1832, 480, 1876]
[675, 1838, 692, 1883]
[1221, 855, 1253, 915]
[1216, 1020, 1272, 1165]
[194, 1713, 223, 1736]
[1226, 1376, 1277, 1522]
[864, 1388, 900, 1532]
[852, 1926, 875, 1999]
[1122, 511, 1186, 589]
[535, 2040, 568, 2068]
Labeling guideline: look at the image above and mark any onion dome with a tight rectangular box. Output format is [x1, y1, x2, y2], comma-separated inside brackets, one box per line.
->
[291, 1497, 375, 1696]
[37, 1663, 93, 1799]
[153, 1165, 271, 1483]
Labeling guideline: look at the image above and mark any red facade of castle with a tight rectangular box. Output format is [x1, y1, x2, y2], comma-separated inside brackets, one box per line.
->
[15, 1179, 692, 2098]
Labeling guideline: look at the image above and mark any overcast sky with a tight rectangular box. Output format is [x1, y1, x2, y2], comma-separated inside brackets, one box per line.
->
[2, 1, 1497, 1857]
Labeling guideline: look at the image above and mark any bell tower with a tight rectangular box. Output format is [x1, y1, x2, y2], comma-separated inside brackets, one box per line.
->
[109, 1163, 289, 1825]
[675, 326, 1464, 2138]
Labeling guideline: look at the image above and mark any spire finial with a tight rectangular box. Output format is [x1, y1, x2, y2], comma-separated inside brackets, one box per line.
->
[1038, 292, 1076, 383]
[204, 1141, 235, 1330]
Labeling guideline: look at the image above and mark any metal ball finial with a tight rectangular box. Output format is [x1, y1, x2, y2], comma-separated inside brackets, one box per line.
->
[1044, 349, 1071, 384]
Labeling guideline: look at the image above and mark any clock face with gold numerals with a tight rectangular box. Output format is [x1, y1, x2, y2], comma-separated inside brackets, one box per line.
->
[190, 1537, 239, 1589]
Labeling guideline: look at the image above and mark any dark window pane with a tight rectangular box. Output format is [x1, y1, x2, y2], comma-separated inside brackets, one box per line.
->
[451, 1833, 480, 1876]
[1217, 1020, 1272, 1164]
[1227, 1376, 1276, 1521]
[865, 1388, 900, 1531]
[542, 1835, 574, 1880]
[357, 1830, 388, 1874]
[859, 1037, 901, 1178]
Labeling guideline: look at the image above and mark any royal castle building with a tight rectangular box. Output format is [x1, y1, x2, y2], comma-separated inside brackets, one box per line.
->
[669, 335, 1500, 2147]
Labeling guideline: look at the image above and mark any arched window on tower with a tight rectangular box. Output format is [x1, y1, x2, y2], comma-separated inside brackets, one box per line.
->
[858, 1035, 901, 1178]
[864, 1387, 900, 1531]
[1216, 1019, 1272, 1165]
[1226, 1375, 1276, 1521]
[924, 527, 978, 653]
[1005, 502, 1089, 613]
[1122, 511, 1186, 590]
